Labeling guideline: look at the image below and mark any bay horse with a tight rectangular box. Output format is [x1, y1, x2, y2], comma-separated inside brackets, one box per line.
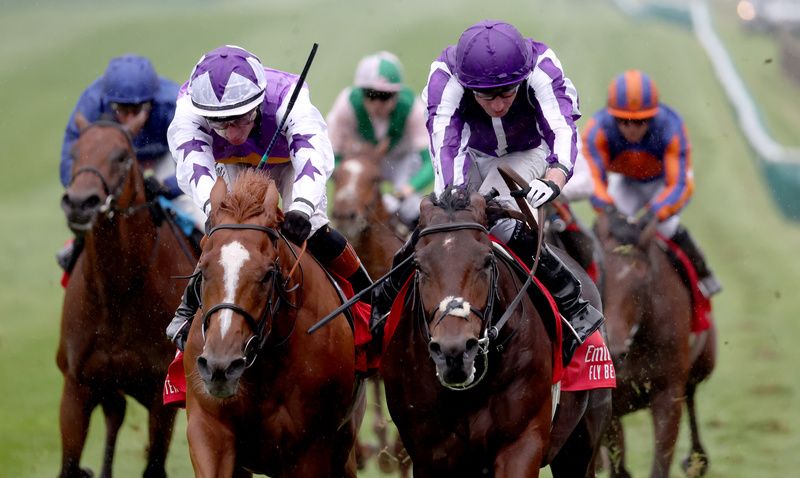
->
[594, 211, 716, 477]
[58, 119, 197, 477]
[184, 170, 363, 477]
[380, 188, 610, 477]
[331, 154, 409, 473]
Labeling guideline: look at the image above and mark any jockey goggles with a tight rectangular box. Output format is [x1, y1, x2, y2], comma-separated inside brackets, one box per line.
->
[110, 101, 151, 116]
[472, 83, 520, 101]
[206, 108, 258, 131]
[362, 88, 396, 102]
[615, 117, 649, 127]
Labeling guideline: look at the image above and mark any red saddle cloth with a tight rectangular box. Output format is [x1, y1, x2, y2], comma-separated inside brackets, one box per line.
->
[657, 235, 713, 333]
[162, 274, 375, 408]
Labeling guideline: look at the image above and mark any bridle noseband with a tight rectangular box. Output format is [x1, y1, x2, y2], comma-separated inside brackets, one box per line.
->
[201, 223, 295, 368]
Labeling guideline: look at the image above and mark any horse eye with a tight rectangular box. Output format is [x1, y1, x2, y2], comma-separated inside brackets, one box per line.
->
[482, 255, 494, 269]
[260, 269, 275, 283]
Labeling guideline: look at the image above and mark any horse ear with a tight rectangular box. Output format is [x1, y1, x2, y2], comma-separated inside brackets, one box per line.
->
[468, 192, 488, 225]
[594, 210, 611, 241]
[263, 180, 279, 214]
[419, 195, 435, 228]
[74, 112, 90, 133]
[210, 177, 226, 212]
[637, 217, 658, 250]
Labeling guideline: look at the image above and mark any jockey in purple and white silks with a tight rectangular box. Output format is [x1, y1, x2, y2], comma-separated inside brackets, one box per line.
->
[165, 45, 372, 350]
[370, 21, 604, 365]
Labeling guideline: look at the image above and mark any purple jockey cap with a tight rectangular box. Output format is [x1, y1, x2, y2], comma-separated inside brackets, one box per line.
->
[102, 55, 159, 104]
[188, 45, 267, 118]
[454, 20, 534, 89]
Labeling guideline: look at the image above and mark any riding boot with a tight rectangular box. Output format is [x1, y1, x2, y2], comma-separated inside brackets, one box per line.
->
[56, 236, 85, 273]
[369, 227, 419, 335]
[505, 221, 604, 366]
[306, 224, 373, 295]
[671, 226, 722, 298]
[165, 264, 202, 351]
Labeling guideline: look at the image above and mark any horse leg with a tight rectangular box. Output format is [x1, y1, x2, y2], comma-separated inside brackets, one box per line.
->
[59, 378, 98, 478]
[142, 398, 177, 478]
[550, 388, 611, 478]
[493, 410, 549, 478]
[187, 413, 236, 478]
[98, 392, 127, 478]
[649, 388, 684, 478]
[681, 383, 709, 477]
[603, 415, 631, 478]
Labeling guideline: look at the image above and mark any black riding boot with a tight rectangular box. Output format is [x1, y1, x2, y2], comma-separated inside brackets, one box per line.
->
[56, 236, 85, 273]
[369, 228, 419, 338]
[165, 266, 202, 351]
[506, 221, 604, 366]
[306, 224, 373, 295]
[671, 226, 722, 298]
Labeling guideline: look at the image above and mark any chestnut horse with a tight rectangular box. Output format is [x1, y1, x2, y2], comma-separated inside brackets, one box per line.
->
[594, 211, 716, 478]
[184, 170, 363, 477]
[331, 154, 408, 472]
[381, 188, 610, 477]
[58, 120, 197, 477]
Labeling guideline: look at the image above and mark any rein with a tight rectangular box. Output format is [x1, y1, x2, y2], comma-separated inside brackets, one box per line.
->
[201, 223, 298, 367]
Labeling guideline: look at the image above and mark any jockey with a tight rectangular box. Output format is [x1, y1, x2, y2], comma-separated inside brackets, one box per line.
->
[165, 45, 372, 350]
[370, 20, 604, 365]
[583, 70, 722, 298]
[326, 51, 433, 230]
[57, 54, 202, 273]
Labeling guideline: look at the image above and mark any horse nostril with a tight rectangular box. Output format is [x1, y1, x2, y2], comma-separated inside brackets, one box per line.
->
[227, 358, 246, 380]
[428, 341, 442, 356]
[465, 338, 479, 353]
[197, 356, 210, 378]
[82, 194, 101, 210]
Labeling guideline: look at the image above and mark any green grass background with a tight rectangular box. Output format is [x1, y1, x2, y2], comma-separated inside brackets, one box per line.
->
[0, 0, 798, 476]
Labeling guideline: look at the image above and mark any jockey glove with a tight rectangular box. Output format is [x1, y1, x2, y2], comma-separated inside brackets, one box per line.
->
[282, 210, 312, 244]
[143, 176, 169, 201]
[511, 178, 561, 208]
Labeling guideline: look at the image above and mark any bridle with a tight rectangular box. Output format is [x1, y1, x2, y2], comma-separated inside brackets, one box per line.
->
[200, 223, 298, 368]
[67, 121, 148, 220]
[413, 221, 499, 390]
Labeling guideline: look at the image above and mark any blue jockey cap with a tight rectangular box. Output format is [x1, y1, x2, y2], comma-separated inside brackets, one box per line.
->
[454, 20, 534, 89]
[188, 45, 267, 118]
[102, 55, 159, 104]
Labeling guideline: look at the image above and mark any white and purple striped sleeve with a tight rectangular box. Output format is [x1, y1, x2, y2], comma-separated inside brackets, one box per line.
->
[422, 60, 471, 195]
[527, 46, 581, 177]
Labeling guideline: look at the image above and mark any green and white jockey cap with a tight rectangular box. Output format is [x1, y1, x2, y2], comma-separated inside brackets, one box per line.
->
[354, 51, 405, 93]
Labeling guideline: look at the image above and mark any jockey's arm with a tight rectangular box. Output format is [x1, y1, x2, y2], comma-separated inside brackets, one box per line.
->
[422, 61, 471, 196]
[167, 96, 217, 217]
[648, 124, 693, 221]
[281, 87, 335, 218]
[582, 118, 616, 212]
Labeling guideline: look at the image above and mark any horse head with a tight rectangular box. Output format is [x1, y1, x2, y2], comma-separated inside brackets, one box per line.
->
[331, 154, 385, 238]
[60, 115, 138, 235]
[594, 209, 659, 360]
[414, 187, 496, 388]
[195, 170, 285, 398]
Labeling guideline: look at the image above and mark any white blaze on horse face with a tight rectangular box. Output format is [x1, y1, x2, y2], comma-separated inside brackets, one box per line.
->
[218, 241, 251, 338]
[615, 263, 633, 281]
[334, 160, 364, 202]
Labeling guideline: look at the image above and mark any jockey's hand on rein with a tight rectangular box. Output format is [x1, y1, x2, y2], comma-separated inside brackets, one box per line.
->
[143, 175, 168, 200]
[282, 210, 312, 244]
[510, 178, 561, 208]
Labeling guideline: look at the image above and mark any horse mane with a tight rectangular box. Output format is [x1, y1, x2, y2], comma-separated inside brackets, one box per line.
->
[218, 169, 281, 225]
[430, 186, 472, 213]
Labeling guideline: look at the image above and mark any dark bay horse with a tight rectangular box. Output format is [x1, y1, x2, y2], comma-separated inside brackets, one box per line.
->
[332, 154, 409, 474]
[184, 170, 363, 477]
[380, 188, 609, 477]
[594, 212, 716, 478]
[58, 119, 197, 477]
